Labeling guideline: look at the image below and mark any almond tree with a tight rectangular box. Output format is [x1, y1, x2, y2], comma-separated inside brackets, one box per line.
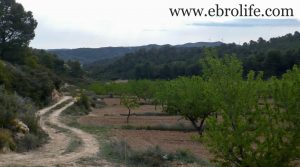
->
[163, 76, 217, 135]
[202, 50, 300, 167]
[120, 95, 139, 123]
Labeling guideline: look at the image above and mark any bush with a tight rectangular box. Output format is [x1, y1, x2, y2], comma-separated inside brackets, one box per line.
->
[129, 146, 168, 167]
[20, 112, 39, 134]
[101, 140, 204, 167]
[76, 92, 91, 110]
[0, 129, 16, 151]
[15, 130, 48, 152]
[15, 134, 39, 152]
[173, 149, 198, 164]
[63, 104, 90, 116]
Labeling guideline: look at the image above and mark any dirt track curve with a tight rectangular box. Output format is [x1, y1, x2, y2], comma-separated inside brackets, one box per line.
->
[0, 96, 111, 167]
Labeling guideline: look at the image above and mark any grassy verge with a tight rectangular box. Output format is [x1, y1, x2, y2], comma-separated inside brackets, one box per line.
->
[119, 112, 170, 116]
[100, 139, 212, 167]
[121, 123, 196, 132]
[45, 121, 83, 154]
[63, 138, 82, 154]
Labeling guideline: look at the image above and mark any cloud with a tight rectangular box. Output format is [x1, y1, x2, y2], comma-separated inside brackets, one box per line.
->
[190, 19, 300, 27]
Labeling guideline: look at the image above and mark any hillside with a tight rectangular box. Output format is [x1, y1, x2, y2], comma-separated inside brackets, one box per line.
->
[0, 0, 86, 153]
[49, 42, 223, 64]
[86, 32, 300, 80]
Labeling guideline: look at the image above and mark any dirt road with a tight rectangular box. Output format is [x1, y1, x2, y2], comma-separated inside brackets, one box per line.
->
[0, 96, 111, 167]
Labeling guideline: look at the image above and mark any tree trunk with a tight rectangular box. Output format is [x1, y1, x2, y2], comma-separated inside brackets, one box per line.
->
[188, 117, 201, 135]
[198, 118, 206, 135]
[126, 108, 131, 123]
[188, 117, 207, 136]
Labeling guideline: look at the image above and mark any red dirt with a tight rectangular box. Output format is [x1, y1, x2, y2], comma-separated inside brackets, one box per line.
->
[79, 98, 212, 161]
[80, 98, 192, 126]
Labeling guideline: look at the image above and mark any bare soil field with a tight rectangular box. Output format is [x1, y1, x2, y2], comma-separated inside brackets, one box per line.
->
[79, 98, 212, 161]
[80, 98, 192, 126]
[112, 130, 212, 159]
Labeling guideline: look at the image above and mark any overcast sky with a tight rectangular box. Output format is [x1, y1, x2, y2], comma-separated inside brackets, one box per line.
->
[16, 0, 300, 49]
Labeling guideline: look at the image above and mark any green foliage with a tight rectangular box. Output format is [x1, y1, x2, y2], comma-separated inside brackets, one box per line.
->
[76, 92, 91, 110]
[66, 60, 85, 78]
[0, 60, 12, 88]
[101, 140, 207, 167]
[121, 123, 195, 132]
[173, 148, 198, 164]
[15, 134, 39, 152]
[0, 129, 16, 151]
[127, 80, 159, 102]
[201, 53, 299, 167]
[120, 95, 139, 123]
[63, 137, 82, 154]
[87, 52, 299, 166]
[87, 32, 300, 80]
[0, 86, 47, 152]
[162, 76, 217, 135]
[10, 65, 61, 106]
[0, 0, 37, 57]
[63, 92, 92, 116]
[88, 46, 203, 80]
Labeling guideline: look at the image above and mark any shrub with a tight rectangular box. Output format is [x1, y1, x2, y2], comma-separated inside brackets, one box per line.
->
[129, 146, 167, 167]
[15, 134, 39, 152]
[101, 140, 204, 167]
[76, 92, 91, 110]
[0, 129, 16, 151]
[20, 112, 39, 134]
[15, 130, 48, 152]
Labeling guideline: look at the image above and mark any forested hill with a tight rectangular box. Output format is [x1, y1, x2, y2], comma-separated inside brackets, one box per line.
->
[86, 32, 300, 80]
[0, 48, 84, 106]
[49, 42, 223, 64]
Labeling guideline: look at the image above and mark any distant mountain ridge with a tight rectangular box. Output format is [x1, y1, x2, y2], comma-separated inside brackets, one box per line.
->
[84, 32, 300, 80]
[49, 42, 223, 64]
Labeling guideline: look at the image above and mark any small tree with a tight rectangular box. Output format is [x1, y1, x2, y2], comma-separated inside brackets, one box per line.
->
[163, 76, 217, 135]
[120, 95, 139, 123]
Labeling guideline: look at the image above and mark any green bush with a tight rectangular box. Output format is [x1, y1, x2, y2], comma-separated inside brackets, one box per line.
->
[0, 129, 16, 151]
[15, 134, 39, 152]
[76, 92, 91, 110]
[20, 112, 39, 134]
[129, 146, 167, 167]
[172, 149, 198, 164]
[15, 130, 48, 152]
[101, 140, 204, 167]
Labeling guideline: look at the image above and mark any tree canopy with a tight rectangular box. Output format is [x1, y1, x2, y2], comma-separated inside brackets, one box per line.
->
[0, 0, 37, 57]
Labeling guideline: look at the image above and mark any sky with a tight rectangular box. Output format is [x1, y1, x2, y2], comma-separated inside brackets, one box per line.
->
[16, 0, 300, 49]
